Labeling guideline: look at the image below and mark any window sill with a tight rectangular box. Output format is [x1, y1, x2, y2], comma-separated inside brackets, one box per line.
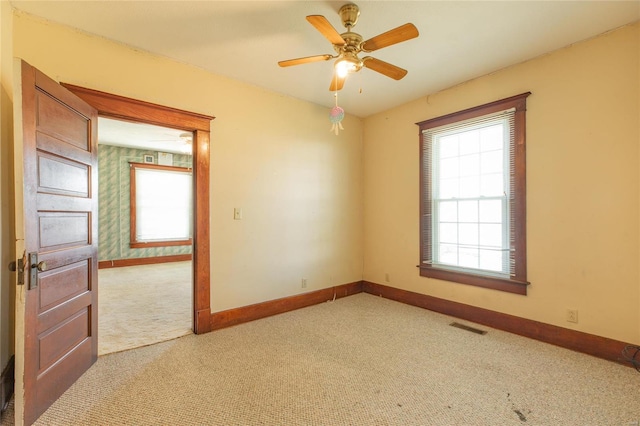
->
[130, 239, 192, 248]
[418, 265, 529, 295]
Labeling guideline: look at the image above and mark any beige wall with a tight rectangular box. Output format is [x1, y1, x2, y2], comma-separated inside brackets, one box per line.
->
[1, 0, 15, 373]
[10, 11, 364, 315]
[4, 9, 638, 376]
[363, 23, 640, 344]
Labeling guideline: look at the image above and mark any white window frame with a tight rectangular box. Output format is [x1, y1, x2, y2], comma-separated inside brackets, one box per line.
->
[431, 116, 510, 277]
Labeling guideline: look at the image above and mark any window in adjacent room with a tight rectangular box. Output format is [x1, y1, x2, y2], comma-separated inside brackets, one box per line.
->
[417, 93, 530, 295]
[130, 162, 193, 248]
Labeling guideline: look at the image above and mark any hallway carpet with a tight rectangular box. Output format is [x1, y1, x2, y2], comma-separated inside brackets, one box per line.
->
[98, 261, 193, 355]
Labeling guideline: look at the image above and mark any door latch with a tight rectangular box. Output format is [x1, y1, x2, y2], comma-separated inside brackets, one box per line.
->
[29, 252, 47, 290]
[8, 253, 27, 286]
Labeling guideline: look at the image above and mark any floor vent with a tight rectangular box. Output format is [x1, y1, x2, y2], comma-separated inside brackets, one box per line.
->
[449, 322, 487, 335]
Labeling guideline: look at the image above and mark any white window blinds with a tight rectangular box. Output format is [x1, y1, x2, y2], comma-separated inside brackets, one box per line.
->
[422, 109, 516, 277]
[134, 167, 192, 242]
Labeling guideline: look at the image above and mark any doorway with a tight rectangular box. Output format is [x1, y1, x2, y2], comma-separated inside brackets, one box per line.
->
[97, 117, 195, 354]
[61, 83, 214, 335]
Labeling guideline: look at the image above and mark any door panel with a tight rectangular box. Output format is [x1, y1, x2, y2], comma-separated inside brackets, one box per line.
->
[38, 308, 90, 369]
[29, 340, 93, 422]
[17, 60, 98, 425]
[36, 132, 92, 164]
[37, 153, 90, 196]
[38, 262, 90, 311]
[36, 91, 90, 150]
[38, 212, 90, 250]
[36, 292, 92, 336]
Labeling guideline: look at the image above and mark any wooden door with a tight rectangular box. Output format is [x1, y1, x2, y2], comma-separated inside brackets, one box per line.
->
[15, 60, 98, 425]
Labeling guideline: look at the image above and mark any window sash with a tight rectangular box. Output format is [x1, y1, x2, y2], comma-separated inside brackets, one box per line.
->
[432, 197, 510, 277]
[428, 115, 511, 277]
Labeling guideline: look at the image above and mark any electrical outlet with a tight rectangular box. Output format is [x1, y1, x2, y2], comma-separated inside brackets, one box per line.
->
[385, 273, 390, 282]
[301, 278, 307, 289]
[566, 309, 578, 323]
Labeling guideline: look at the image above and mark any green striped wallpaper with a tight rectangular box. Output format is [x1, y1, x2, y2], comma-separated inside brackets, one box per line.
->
[98, 144, 193, 261]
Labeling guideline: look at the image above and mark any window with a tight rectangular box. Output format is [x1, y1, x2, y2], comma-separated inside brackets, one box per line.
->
[417, 93, 530, 295]
[130, 162, 193, 248]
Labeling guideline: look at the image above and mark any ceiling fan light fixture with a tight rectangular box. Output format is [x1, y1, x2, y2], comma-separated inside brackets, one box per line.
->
[280, 3, 418, 91]
[335, 55, 361, 78]
[178, 132, 193, 154]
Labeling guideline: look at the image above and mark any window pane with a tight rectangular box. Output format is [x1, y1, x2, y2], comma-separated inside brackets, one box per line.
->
[480, 150, 503, 174]
[439, 201, 458, 222]
[479, 223, 502, 248]
[459, 154, 479, 177]
[439, 178, 459, 199]
[439, 243, 458, 265]
[459, 130, 479, 155]
[459, 247, 479, 268]
[459, 223, 478, 245]
[460, 176, 480, 198]
[458, 200, 478, 222]
[439, 223, 457, 244]
[439, 135, 459, 158]
[479, 199, 502, 223]
[479, 249, 503, 272]
[480, 173, 503, 196]
[480, 124, 503, 151]
[440, 157, 459, 179]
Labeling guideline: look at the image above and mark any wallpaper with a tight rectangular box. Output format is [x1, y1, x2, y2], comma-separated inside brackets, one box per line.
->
[98, 144, 193, 261]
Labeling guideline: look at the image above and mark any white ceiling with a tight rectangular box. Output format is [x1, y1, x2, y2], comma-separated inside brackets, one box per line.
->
[98, 117, 193, 155]
[10, 1, 640, 118]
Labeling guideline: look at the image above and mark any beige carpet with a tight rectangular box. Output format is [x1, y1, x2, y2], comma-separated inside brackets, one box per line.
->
[98, 261, 193, 355]
[2, 293, 637, 425]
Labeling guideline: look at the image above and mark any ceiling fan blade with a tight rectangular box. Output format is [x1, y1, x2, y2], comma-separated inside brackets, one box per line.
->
[306, 15, 346, 45]
[361, 23, 419, 52]
[329, 73, 346, 91]
[278, 54, 334, 67]
[363, 57, 408, 80]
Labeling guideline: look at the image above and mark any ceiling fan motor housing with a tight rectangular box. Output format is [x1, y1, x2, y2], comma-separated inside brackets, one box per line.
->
[339, 3, 360, 29]
[335, 31, 363, 54]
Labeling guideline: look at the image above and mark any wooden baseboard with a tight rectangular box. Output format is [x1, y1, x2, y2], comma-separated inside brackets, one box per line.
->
[98, 254, 192, 269]
[362, 281, 635, 367]
[207, 279, 635, 368]
[1, 355, 14, 414]
[210, 281, 363, 331]
[195, 308, 212, 335]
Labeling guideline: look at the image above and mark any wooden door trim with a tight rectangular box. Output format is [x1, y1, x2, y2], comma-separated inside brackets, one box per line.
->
[60, 84, 212, 131]
[61, 84, 214, 334]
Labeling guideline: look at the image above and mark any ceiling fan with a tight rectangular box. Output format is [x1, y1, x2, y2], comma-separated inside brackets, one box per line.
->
[278, 3, 419, 91]
[150, 132, 193, 154]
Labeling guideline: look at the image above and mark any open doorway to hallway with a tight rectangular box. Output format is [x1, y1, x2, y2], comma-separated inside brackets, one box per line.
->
[97, 117, 194, 355]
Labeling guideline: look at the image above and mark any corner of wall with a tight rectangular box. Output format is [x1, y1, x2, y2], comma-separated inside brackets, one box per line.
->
[1, 0, 16, 375]
[0, 2, 16, 418]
